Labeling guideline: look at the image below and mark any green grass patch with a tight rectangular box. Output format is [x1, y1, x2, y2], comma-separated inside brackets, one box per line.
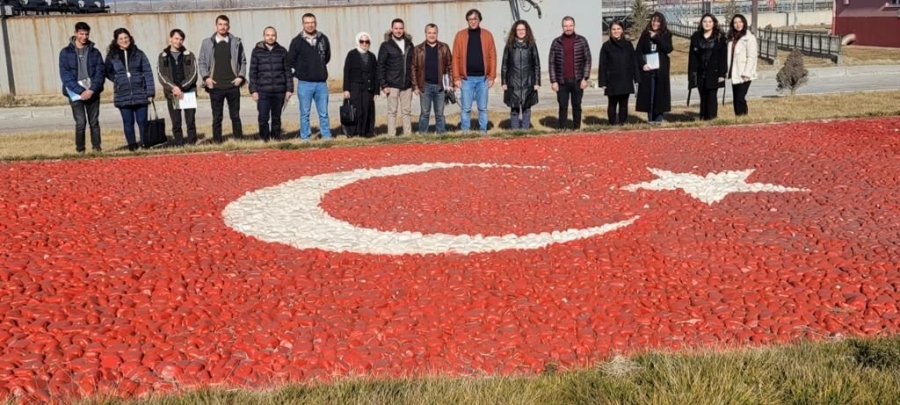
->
[58, 336, 900, 405]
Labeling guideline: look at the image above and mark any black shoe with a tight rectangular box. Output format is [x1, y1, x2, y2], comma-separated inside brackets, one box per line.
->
[92, 147, 102, 153]
[127, 144, 139, 152]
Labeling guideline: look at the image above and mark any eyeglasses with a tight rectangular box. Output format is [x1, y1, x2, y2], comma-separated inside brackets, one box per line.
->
[359, 40, 370, 44]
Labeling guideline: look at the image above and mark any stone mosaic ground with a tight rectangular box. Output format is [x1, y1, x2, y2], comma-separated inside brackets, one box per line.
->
[1, 117, 899, 401]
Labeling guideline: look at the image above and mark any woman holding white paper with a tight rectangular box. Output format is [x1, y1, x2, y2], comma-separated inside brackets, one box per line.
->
[635, 12, 673, 124]
[158, 29, 199, 146]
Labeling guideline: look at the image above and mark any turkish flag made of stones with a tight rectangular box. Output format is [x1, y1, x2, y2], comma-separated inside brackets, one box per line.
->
[1, 117, 899, 400]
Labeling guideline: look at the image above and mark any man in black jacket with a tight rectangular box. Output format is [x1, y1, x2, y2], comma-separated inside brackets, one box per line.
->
[286, 13, 332, 141]
[250, 27, 293, 142]
[548, 16, 592, 130]
[377, 18, 414, 136]
[58, 22, 106, 153]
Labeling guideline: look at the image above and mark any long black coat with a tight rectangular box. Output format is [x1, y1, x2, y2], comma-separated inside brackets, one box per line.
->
[635, 30, 672, 113]
[598, 37, 640, 96]
[248, 41, 292, 94]
[688, 31, 728, 90]
[501, 40, 541, 109]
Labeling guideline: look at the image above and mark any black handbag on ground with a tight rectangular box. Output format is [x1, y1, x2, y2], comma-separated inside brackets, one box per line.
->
[339, 99, 357, 126]
[143, 101, 168, 148]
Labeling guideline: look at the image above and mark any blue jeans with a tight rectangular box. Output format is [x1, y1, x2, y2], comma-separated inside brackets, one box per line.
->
[460, 76, 488, 131]
[297, 81, 331, 140]
[119, 104, 148, 147]
[418, 83, 446, 133]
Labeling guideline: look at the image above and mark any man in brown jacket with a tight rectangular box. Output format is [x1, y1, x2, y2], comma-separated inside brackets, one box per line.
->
[411, 23, 453, 134]
[451, 9, 497, 132]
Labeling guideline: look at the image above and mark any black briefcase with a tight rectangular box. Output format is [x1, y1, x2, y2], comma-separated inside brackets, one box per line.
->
[143, 101, 168, 148]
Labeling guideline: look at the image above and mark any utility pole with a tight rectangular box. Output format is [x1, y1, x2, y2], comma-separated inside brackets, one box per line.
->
[751, 0, 758, 33]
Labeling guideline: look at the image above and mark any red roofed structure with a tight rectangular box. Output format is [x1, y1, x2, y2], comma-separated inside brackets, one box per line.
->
[833, 0, 900, 47]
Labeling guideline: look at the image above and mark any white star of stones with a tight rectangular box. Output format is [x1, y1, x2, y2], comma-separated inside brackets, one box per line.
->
[621, 168, 810, 204]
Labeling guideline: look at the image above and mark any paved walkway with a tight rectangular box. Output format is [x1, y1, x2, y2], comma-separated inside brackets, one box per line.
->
[2, 65, 898, 135]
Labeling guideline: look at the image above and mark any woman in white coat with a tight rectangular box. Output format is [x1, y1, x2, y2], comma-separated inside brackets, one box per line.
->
[726, 14, 757, 116]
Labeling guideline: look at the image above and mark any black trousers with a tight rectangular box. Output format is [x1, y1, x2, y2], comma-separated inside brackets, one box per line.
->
[607, 94, 630, 125]
[166, 98, 197, 145]
[70, 96, 102, 152]
[209, 87, 242, 142]
[698, 87, 719, 120]
[732, 81, 751, 116]
[257, 91, 285, 141]
[557, 78, 584, 129]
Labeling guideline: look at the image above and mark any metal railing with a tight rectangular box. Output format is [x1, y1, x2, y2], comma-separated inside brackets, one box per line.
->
[668, 22, 778, 64]
[757, 27, 841, 63]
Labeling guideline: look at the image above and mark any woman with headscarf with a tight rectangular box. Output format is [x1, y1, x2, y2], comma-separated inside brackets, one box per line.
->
[342, 31, 379, 137]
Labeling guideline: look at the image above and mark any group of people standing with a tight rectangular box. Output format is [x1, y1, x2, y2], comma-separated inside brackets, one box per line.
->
[58, 13, 335, 152]
[57, 9, 759, 154]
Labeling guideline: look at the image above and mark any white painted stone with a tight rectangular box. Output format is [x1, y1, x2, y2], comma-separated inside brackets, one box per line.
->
[621, 168, 810, 205]
[222, 163, 639, 255]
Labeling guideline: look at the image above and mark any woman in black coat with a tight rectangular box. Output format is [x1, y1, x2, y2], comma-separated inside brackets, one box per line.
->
[501, 20, 541, 130]
[342, 32, 378, 137]
[635, 12, 673, 124]
[598, 21, 640, 126]
[688, 13, 728, 120]
[105, 28, 155, 151]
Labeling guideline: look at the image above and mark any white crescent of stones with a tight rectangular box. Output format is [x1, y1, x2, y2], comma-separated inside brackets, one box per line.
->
[222, 163, 639, 255]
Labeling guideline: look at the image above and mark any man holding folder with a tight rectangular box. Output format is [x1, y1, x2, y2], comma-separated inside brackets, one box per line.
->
[158, 28, 199, 146]
[58, 22, 106, 153]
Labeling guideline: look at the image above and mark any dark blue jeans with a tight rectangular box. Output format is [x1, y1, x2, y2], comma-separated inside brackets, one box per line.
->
[257, 91, 286, 141]
[70, 96, 102, 152]
[418, 83, 446, 133]
[118, 104, 148, 148]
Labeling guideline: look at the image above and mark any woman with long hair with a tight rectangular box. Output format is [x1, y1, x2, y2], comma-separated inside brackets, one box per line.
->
[501, 20, 540, 130]
[727, 14, 758, 116]
[105, 28, 155, 151]
[635, 12, 673, 124]
[688, 13, 727, 120]
[598, 20, 640, 125]
[342, 32, 378, 137]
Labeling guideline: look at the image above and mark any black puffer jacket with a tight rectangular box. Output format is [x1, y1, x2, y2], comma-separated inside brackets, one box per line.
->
[105, 46, 155, 108]
[376, 32, 413, 90]
[501, 39, 541, 109]
[249, 41, 292, 94]
[598, 37, 640, 96]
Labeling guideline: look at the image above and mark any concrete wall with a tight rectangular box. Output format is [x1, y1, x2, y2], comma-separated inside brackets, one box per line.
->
[0, 3, 831, 96]
[0, 0, 603, 96]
